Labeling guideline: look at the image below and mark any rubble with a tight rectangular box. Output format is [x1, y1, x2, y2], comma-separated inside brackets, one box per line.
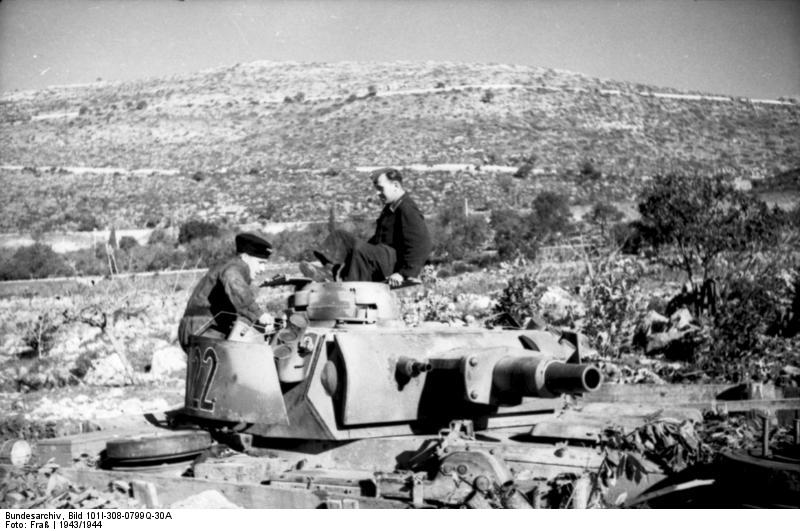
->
[148, 343, 185, 377]
[539, 286, 586, 323]
[170, 490, 240, 509]
[0, 463, 134, 509]
[83, 354, 129, 387]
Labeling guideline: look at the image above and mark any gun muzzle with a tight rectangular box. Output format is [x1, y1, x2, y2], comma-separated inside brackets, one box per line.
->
[492, 357, 602, 398]
[397, 356, 433, 378]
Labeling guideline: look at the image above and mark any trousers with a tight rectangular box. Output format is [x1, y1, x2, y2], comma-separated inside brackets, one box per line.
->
[341, 241, 397, 282]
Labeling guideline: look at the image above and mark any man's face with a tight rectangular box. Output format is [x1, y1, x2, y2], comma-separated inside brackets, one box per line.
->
[374, 174, 403, 205]
[252, 258, 270, 277]
[244, 255, 270, 277]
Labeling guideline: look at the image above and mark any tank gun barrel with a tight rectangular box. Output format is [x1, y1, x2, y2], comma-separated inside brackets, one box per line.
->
[491, 357, 602, 398]
[397, 356, 433, 378]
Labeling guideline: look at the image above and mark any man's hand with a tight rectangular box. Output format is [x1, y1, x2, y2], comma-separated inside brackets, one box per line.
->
[387, 273, 404, 287]
[257, 312, 275, 328]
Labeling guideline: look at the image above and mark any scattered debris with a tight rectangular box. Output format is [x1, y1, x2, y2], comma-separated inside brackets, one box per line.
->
[170, 490, 241, 509]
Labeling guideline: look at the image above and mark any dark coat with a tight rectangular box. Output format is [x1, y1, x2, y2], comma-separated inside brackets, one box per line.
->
[178, 256, 261, 351]
[368, 194, 432, 278]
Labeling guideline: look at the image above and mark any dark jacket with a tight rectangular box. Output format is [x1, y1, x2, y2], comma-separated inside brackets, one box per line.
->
[178, 256, 261, 350]
[368, 194, 432, 278]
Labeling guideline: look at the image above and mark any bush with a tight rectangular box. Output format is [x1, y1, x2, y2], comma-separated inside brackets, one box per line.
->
[587, 202, 624, 237]
[429, 198, 491, 261]
[493, 274, 545, 325]
[137, 243, 188, 272]
[693, 257, 797, 379]
[610, 221, 646, 254]
[63, 246, 107, 276]
[269, 223, 329, 262]
[0, 243, 73, 280]
[513, 162, 534, 179]
[178, 220, 220, 244]
[185, 236, 235, 268]
[580, 256, 648, 357]
[529, 191, 572, 243]
[64, 210, 102, 231]
[118, 236, 139, 251]
[148, 228, 172, 245]
[789, 203, 800, 229]
[490, 208, 538, 260]
[578, 161, 602, 182]
[254, 203, 279, 222]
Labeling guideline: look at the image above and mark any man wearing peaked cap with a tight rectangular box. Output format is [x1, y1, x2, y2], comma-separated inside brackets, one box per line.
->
[178, 232, 274, 352]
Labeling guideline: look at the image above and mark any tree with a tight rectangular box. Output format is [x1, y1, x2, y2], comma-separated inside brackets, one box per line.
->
[0, 243, 72, 280]
[118, 236, 139, 251]
[637, 173, 783, 284]
[490, 208, 538, 260]
[578, 160, 602, 182]
[529, 191, 572, 244]
[178, 220, 220, 244]
[587, 202, 625, 238]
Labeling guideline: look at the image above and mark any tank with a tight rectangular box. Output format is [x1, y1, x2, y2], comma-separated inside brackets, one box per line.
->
[179, 277, 615, 508]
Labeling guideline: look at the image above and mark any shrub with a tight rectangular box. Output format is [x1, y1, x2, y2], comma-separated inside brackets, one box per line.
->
[64, 246, 107, 276]
[185, 236, 235, 268]
[429, 197, 491, 261]
[789, 203, 800, 229]
[490, 208, 538, 260]
[178, 220, 220, 244]
[513, 162, 534, 179]
[118, 236, 138, 251]
[493, 274, 544, 325]
[269, 223, 329, 262]
[19, 311, 63, 358]
[529, 191, 572, 243]
[148, 228, 172, 245]
[580, 255, 648, 357]
[0, 243, 72, 280]
[587, 202, 624, 237]
[254, 202, 279, 222]
[694, 256, 798, 379]
[481, 89, 494, 104]
[138, 243, 188, 271]
[64, 210, 102, 231]
[578, 161, 602, 182]
[610, 221, 646, 254]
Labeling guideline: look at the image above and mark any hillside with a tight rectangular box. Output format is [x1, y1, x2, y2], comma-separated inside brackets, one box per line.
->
[1, 61, 798, 232]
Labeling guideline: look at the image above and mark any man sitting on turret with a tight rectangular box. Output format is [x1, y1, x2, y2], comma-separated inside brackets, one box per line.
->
[332, 168, 432, 287]
[178, 232, 274, 352]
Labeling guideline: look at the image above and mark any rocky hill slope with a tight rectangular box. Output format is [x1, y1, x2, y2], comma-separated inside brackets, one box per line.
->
[1, 61, 798, 231]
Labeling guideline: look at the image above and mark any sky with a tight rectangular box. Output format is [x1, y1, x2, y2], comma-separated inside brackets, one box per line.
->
[0, 0, 798, 98]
